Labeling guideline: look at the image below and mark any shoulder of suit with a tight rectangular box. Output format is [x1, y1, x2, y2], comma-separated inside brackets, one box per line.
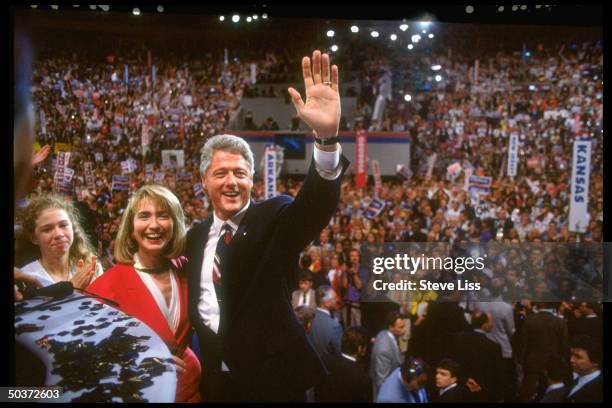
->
[259, 194, 293, 213]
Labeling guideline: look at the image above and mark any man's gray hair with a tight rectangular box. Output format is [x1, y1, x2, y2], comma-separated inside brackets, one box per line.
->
[199, 134, 255, 177]
[315, 285, 336, 306]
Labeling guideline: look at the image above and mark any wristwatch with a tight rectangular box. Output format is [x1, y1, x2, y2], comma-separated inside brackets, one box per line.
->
[314, 136, 339, 146]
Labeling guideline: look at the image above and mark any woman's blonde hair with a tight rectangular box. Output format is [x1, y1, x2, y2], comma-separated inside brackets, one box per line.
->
[114, 185, 186, 264]
[17, 194, 96, 267]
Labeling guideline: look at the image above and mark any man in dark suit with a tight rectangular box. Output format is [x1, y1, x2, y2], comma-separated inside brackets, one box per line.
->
[309, 285, 343, 357]
[433, 358, 469, 403]
[538, 357, 569, 403]
[186, 50, 348, 402]
[564, 335, 602, 403]
[315, 326, 372, 402]
[448, 311, 504, 402]
[516, 302, 568, 402]
[420, 294, 470, 366]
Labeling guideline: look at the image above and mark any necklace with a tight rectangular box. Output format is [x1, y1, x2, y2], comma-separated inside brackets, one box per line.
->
[133, 256, 169, 274]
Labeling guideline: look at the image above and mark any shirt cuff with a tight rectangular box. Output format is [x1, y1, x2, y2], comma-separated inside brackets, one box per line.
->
[314, 143, 342, 180]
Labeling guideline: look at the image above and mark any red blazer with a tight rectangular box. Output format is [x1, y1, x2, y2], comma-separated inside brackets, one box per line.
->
[87, 263, 201, 402]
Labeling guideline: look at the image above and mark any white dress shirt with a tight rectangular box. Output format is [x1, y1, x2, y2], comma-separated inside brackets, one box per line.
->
[567, 370, 601, 397]
[439, 382, 458, 396]
[198, 201, 250, 335]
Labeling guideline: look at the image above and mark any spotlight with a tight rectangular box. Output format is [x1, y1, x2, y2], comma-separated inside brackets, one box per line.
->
[435, 75, 442, 82]
[253, 14, 258, 20]
[232, 14, 240, 23]
[262, 13, 268, 19]
[497, 5, 505, 12]
[400, 24, 409, 31]
[89, 5, 96, 10]
[512, 5, 518, 11]
[390, 34, 397, 41]
[407, 44, 414, 50]
[420, 21, 431, 28]
[411, 34, 421, 43]
[219, 15, 225, 21]
[529, 84, 536, 91]
[156, 5, 164, 13]
[99, 5, 109, 11]
[331, 45, 339, 52]
[327, 30, 335, 37]
[428, 33, 434, 39]
[246, 16, 252, 22]
[50, 5, 58, 10]
[465, 5, 474, 13]
[520, 5, 527, 10]
[431, 65, 442, 71]
[350, 25, 359, 33]
[371, 31, 379, 38]
[525, 51, 531, 57]
[422, 29, 427, 34]
[404, 94, 412, 102]
[132, 7, 140, 16]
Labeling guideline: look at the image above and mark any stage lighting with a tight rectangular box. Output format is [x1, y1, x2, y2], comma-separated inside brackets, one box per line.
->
[407, 44, 414, 50]
[404, 94, 412, 102]
[331, 45, 338, 52]
[371, 31, 379, 38]
[232, 14, 240, 23]
[327, 30, 335, 37]
[132, 8, 141, 16]
[400, 24, 409, 31]
[390, 34, 397, 41]
[219, 15, 225, 21]
[351, 25, 359, 33]
[465, 5, 474, 13]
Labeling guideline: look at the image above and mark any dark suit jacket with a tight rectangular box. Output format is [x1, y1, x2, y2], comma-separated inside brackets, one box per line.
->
[421, 301, 470, 365]
[309, 309, 343, 358]
[186, 156, 349, 401]
[539, 385, 567, 403]
[315, 354, 372, 402]
[435, 384, 470, 403]
[516, 311, 568, 373]
[449, 330, 504, 402]
[565, 373, 603, 403]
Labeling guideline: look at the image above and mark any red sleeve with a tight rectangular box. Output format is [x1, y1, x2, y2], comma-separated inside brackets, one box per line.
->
[85, 265, 122, 305]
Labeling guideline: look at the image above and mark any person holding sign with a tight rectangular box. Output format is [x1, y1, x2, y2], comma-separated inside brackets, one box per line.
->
[186, 50, 349, 401]
[87, 185, 202, 402]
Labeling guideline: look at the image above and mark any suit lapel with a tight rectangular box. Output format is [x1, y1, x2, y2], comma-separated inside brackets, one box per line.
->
[123, 266, 178, 349]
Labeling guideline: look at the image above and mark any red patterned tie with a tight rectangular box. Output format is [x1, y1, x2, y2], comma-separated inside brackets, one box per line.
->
[212, 224, 233, 301]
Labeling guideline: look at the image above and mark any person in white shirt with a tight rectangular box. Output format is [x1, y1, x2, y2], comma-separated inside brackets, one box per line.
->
[16, 194, 102, 290]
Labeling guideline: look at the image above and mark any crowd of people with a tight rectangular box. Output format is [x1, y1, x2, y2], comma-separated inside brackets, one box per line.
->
[15, 22, 603, 403]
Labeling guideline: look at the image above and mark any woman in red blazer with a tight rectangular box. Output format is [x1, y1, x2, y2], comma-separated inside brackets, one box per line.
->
[87, 185, 201, 402]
